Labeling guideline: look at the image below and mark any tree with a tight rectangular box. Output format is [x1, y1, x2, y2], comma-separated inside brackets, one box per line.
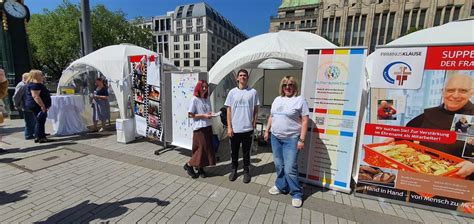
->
[27, 0, 153, 79]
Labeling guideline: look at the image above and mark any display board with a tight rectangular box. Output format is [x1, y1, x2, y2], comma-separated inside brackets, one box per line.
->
[300, 48, 367, 193]
[170, 72, 199, 149]
[130, 54, 163, 141]
[356, 45, 474, 217]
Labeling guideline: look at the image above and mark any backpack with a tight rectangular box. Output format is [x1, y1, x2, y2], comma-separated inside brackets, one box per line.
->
[219, 106, 227, 127]
[13, 84, 26, 110]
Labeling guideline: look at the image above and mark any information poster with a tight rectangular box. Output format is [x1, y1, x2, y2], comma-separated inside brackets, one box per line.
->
[170, 72, 199, 149]
[130, 54, 163, 141]
[300, 48, 366, 193]
[356, 45, 474, 217]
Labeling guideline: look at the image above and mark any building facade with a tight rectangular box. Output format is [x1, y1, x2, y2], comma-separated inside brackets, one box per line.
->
[270, 0, 473, 52]
[142, 3, 247, 72]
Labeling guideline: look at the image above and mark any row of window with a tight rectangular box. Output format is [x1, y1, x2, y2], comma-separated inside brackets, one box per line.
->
[176, 18, 204, 27]
[173, 43, 201, 50]
[173, 52, 201, 58]
[174, 60, 201, 67]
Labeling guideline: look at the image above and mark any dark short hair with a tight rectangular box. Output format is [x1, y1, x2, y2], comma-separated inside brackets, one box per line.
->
[237, 69, 249, 77]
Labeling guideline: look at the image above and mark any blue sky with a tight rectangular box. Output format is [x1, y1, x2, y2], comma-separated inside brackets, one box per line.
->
[25, 0, 281, 37]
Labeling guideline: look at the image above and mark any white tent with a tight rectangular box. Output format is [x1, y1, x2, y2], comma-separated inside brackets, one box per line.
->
[366, 19, 474, 82]
[208, 31, 337, 86]
[58, 44, 178, 119]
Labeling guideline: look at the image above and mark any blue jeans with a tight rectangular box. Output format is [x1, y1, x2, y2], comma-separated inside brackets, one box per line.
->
[270, 134, 302, 199]
[23, 110, 36, 139]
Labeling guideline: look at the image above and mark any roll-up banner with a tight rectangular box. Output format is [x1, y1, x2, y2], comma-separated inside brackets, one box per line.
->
[300, 48, 367, 193]
[130, 54, 163, 141]
[170, 72, 200, 150]
[356, 45, 474, 217]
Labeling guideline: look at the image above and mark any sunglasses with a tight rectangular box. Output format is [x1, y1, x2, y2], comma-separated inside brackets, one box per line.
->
[282, 83, 295, 88]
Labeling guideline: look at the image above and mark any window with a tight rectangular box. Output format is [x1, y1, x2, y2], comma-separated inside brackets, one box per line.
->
[176, 28, 182, 34]
[184, 34, 190, 42]
[184, 60, 190, 66]
[184, 52, 189, 58]
[197, 17, 203, 25]
[194, 43, 200, 49]
[194, 60, 200, 66]
[164, 35, 168, 42]
[184, 44, 190, 50]
[174, 60, 180, 66]
[174, 53, 180, 58]
[158, 36, 162, 42]
[174, 35, 179, 42]
[174, 45, 180, 50]
[176, 20, 182, 27]
[197, 27, 203, 32]
[186, 19, 192, 27]
[194, 52, 200, 58]
[194, 34, 200, 41]
[212, 36, 215, 43]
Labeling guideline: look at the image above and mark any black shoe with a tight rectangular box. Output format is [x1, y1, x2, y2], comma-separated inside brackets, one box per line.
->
[198, 168, 206, 178]
[183, 163, 198, 179]
[229, 169, 237, 181]
[38, 138, 53, 143]
[0, 148, 7, 154]
[243, 169, 251, 184]
[34, 138, 39, 143]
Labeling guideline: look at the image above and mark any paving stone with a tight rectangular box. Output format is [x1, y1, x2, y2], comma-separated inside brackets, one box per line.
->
[196, 200, 220, 218]
[187, 214, 207, 224]
[249, 202, 269, 224]
[361, 198, 383, 213]
[276, 202, 286, 215]
[273, 213, 283, 224]
[263, 209, 276, 224]
[230, 205, 254, 223]
[217, 209, 235, 223]
[311, 210, 324, 224]
[282, 204, 302, 224]
[206, 211, 221, 224]
[324, 213, 339, 224]
[241, 194, 260, 209]
[226, 192, 246, 211]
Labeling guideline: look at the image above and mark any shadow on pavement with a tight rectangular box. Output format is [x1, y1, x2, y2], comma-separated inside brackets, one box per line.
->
[0, 157, 21, 163]
[1, 142, 77, 154]
[0, 190, 29, 205]
[35, 197, 170, 223]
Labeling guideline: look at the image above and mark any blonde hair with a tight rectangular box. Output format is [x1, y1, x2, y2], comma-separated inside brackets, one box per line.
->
[27, 70, 43, 83]
[22, 73, 31, 83]
[279, 76, 299, 97]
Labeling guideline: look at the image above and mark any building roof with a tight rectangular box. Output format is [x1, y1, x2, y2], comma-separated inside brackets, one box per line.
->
[279, 0, 320, 9]
[173, 2, 247, 39]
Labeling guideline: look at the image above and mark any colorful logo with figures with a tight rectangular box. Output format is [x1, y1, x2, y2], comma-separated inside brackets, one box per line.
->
[324, 65, 341, 80]
[383, 61, 413, 86]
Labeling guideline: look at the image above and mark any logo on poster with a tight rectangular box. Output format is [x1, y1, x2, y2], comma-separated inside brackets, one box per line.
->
[383, 61, 413, 86]
[324, 65, 341, 80]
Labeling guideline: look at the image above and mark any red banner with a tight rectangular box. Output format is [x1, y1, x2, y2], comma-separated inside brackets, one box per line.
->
[424, 46, 474, 70]
[364, 124, 457, 144]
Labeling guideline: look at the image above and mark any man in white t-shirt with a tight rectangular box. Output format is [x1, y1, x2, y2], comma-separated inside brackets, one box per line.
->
[225, 69, 260, 183]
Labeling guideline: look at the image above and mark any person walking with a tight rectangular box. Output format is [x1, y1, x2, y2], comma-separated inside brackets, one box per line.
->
[264, 76, 309, 208]
[224, 69, 260, 183]
[183, 80, 216, 178]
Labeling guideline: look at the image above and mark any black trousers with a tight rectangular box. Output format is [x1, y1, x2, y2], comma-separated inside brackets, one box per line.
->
[230, 130, 253, 170]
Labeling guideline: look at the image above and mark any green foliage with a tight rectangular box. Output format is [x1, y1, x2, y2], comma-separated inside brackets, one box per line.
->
[27, 0, 153, 79]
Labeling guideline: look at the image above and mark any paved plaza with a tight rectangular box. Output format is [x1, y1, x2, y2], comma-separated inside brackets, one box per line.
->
[1, 119, 473, 224]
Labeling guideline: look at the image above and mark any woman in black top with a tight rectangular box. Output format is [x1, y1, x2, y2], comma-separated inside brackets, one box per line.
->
[24, 70, 51, 143]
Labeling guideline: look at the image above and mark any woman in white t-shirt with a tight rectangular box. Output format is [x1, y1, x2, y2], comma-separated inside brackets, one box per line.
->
[264, 76, 309, 208]
[184, 80, 216, 179]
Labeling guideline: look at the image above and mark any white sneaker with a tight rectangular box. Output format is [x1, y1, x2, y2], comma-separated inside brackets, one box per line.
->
[268, 186, 281, 195]
[292, 198, 302, 208]
[98, 128, 104, 132]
